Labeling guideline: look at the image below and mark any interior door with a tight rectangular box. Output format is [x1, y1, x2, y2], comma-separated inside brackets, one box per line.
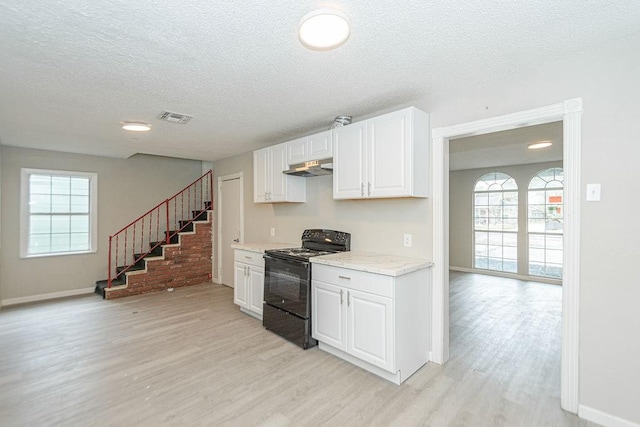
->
[220, 175, 242, 287]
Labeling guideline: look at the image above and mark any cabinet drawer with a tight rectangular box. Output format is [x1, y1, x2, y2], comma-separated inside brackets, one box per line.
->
[312, 264, 393, 298]
[234, 250, 265, 267]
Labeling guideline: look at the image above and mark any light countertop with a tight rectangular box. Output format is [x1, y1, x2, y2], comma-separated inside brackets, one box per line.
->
[231, 242, 297, 254]
[310, 251, 433, 277]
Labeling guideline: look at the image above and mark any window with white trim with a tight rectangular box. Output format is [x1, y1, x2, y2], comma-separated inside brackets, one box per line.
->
[21, 169, 98, 258]
[528, 167, 563, 278]
[473, 172, 518, 273]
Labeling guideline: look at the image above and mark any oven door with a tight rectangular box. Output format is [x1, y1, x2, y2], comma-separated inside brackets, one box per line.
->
[263, 255, 310, 318]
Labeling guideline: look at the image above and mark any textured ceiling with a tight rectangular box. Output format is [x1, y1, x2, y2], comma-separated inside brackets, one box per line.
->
[1, 1, 639, 161]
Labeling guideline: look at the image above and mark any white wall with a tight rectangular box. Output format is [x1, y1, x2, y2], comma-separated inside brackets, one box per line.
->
[419, 34, 640, 425]
[213, 33, 640, 424]
[0, 147, 204, 302]
[212, 152, 431, 280]
[449, 161, 562, 274]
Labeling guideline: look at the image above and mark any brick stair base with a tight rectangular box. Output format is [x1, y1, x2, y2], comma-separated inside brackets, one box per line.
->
[104, 213, 212, 299]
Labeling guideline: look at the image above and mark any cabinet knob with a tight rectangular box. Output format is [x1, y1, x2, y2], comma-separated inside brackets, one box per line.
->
[338, 275, 351, 280]
[347, 291, 351, 306]
[340, 289, 343, 305]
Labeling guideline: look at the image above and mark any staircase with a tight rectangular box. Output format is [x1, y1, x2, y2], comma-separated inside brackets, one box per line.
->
[94, 171, 213, 300]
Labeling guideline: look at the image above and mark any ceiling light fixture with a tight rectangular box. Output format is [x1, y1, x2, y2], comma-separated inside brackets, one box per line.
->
[299, 9, 350, 51]
[528, 140, 552, 150]
[122, 122, 151, 132]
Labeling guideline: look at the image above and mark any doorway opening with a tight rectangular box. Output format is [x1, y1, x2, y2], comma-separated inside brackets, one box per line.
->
[447, 121, 565, 415]
[431, 99, 582, 413]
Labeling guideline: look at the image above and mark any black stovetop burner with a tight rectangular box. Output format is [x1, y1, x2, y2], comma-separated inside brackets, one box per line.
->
[265, 247, 334, 261]
[265, 229, 351, 262]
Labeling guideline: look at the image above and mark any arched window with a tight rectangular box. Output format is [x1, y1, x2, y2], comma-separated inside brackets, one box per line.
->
[473, 172, 518, 273]
[528, 167, 564, 279]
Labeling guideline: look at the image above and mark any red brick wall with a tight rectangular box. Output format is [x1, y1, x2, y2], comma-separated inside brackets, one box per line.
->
[105, 214, 212, 299]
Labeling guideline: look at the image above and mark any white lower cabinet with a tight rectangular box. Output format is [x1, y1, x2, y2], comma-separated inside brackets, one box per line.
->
[347, 289, 394, 372]
[312, 263, 430, 384]
[234, 249, 265, 319]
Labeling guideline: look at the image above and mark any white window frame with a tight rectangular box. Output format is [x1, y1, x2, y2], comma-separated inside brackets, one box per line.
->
[473, 172, 519, 274]
[20, 168, 98, 258]
[527, 167, 564, 279]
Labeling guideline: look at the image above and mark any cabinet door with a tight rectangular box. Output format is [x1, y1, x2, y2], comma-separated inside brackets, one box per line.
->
[347, 289, 395, 373]
[233, 262, 248, 308]
[312, 280, 347, 351]
[308, 130, 332, 161]
[253, 148, 269, 203]
[248, 265, 265, 316]
[287, 137, 308, 165]
[367, 108, 412, 198]
[333, 121, 367, 199]
[269, 143, 288, 202]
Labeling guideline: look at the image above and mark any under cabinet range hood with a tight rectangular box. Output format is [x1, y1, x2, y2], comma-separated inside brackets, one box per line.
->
[283, 158, 333, 177]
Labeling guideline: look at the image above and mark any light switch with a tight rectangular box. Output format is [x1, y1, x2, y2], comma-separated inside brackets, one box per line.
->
[270, 227, 276, 237]
[586, 184, 601, 201]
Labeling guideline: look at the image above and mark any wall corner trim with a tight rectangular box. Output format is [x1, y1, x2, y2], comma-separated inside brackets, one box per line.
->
[579, 405, 640, 427]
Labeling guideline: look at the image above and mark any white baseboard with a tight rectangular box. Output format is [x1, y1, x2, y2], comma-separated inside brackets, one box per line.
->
[1, 287, 95, 307]
[449, 266, 562, 285]
[579, 405, 640, 427]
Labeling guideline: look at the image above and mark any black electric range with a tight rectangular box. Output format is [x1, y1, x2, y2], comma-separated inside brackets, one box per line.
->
[262, 229, 350, 349]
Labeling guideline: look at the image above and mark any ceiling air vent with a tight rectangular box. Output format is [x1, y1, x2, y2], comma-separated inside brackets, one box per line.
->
[157, 111, 193, 124]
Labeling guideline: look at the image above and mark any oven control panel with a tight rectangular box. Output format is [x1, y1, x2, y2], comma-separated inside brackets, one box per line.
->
[301, 229, 350, 248]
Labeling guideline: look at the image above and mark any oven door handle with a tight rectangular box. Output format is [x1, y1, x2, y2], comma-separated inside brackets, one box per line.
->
[264, 254, 310, 267]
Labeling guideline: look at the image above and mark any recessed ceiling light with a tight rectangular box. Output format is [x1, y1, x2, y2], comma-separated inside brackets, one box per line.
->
[299, 9, 350, 51]
[122, 122, 151, 132]
[528, 141, 552, 150]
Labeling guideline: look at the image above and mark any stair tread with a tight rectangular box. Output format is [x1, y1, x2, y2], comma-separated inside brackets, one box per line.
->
[95, 279, 126, 287]
[116, 265, 145, 274]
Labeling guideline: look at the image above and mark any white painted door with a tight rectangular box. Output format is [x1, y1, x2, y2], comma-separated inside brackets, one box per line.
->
[220, 176, 242, 287]
[367, 108, 411, 198]
[347, 289, 394, 373]
[269, 143, 288, 202]
[308, 130, 332, 160]
[333, 121, 367, 199]
[253, 148, 269, 203]
[286, 136, 308, 165]
[233, 262, 248, 307]
[248, 265, 265, 316]
[312, 280, 347, 351]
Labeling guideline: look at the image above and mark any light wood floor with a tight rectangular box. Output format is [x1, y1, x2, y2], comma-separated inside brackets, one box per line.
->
[0, 274, 597, 426]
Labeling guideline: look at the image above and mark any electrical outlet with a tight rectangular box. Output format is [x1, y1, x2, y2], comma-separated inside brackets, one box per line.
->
[403, 234, 412, 247]
[270, 227, 276, 237]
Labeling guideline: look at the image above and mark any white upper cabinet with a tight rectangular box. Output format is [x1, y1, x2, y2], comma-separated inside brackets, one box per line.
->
[254, 143, 305, 203]
[286, 129, 333, 165]
[332, 121, 367, 199]
[333, 106, 429, 199]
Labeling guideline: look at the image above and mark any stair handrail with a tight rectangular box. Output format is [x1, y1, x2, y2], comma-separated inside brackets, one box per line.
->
[107, 170, 213, 288]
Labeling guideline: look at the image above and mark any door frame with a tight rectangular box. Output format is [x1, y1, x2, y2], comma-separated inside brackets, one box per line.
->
[431, 98, 582, 413]
[217, 172, 244, 285]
